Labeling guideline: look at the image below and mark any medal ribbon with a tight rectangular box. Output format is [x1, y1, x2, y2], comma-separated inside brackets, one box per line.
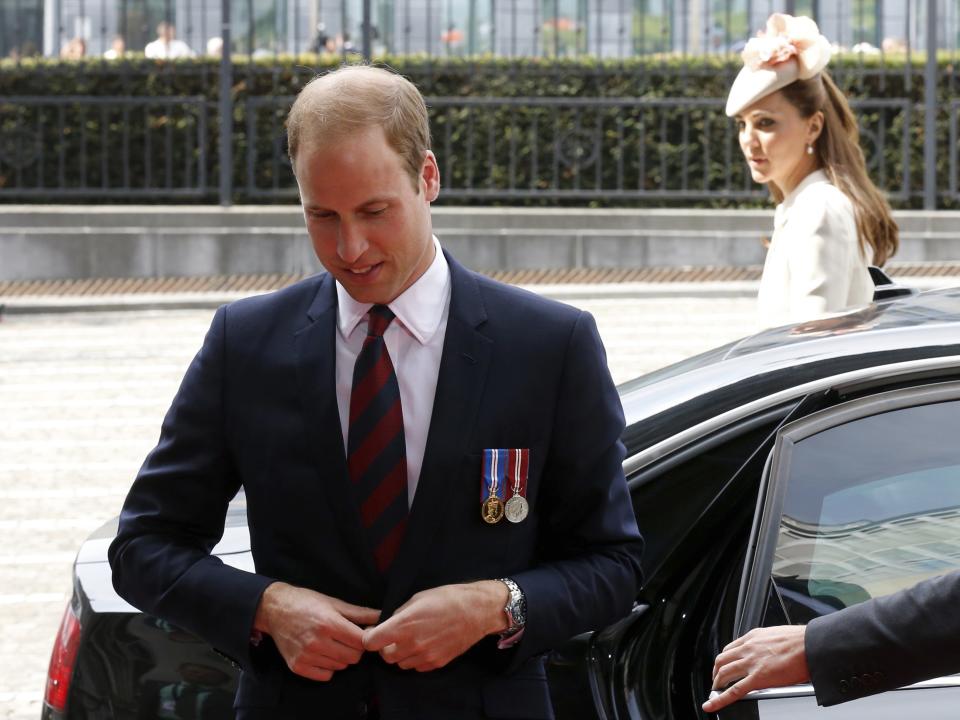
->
[507, 448, 528, 501]
[482, 449, 508, 501]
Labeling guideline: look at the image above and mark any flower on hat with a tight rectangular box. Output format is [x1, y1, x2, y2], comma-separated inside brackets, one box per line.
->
[741, 13, 830, 79]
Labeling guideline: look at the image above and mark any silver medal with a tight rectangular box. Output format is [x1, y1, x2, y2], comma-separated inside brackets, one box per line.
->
[504, 495, 529, 523]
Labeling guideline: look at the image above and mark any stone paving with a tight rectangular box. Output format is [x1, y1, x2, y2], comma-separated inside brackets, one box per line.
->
[0, 292, 759, 719]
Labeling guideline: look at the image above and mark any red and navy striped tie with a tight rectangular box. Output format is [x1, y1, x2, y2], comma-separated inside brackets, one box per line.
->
[348, 305, 408, 573]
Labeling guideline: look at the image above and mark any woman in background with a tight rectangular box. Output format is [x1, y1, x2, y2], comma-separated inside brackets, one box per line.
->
[725, 14, 898, 329]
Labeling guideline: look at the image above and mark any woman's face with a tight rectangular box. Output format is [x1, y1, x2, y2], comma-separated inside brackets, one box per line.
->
[736, 90, 822, 196]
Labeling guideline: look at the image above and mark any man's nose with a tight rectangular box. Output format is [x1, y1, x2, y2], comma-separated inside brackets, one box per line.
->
[337, 222, 369, 264]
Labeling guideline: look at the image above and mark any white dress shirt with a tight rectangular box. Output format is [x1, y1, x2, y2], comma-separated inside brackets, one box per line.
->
[335, 238, 451, 506]
[757, 170, 874, 329]
[144, 38, 196, 59]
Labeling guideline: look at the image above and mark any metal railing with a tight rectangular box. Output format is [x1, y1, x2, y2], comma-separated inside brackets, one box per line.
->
[0, 0, 956, 207]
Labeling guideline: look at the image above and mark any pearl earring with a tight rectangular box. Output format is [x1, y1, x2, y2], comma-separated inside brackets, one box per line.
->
[806, 144, 814, 155]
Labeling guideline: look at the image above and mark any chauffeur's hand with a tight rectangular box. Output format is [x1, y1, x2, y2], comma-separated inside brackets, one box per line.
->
[362, 581, 509, 671]
[703, 625, 809, 712]
[254, 581, 381, 681]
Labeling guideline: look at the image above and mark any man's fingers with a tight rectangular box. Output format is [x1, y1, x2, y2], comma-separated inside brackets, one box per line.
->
[713, 658, 753, 693]
[288, 662, 336, 682]
[703, 676, 752, 713]
[380, 643, 415, 669]
[362, 616, 399, 652]
[398, 654, 443, 672]
[295, 654, 348, 673]
[333, 599, 381, 628]
[711, 639, 748, 681]
[378, 643, 442, 672]
[323, 611, 373, 651]
[711, 647, 747, 684]
[303, 635, 365, 666]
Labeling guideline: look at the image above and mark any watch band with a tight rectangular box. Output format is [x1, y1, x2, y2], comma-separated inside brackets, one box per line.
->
[498, 577, 526, 634]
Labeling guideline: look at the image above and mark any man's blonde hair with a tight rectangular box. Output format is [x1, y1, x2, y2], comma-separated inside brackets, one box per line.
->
[286, 65, 431, 191]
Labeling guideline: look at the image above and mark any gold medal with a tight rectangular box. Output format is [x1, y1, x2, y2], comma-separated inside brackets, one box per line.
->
[482, 495, 505, 524]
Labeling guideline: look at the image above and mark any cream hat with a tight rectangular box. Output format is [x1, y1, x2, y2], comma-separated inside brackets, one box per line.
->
[725, 14, 832, 117]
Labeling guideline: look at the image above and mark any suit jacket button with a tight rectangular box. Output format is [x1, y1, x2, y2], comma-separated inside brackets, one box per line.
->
[839, 680, 849, 694]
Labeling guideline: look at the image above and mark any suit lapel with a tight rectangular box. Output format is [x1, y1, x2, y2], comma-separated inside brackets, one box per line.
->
[293, 274, 381, 590]
[383, 254, 493, 611]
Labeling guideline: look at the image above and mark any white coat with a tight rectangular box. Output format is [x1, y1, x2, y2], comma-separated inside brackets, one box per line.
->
[757, 170, 874, 329]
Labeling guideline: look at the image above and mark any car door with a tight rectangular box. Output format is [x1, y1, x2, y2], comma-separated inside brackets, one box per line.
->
[718, 380, 960, 719]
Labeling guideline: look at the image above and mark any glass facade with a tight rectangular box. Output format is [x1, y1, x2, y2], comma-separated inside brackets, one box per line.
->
[1, 0, 43, 59]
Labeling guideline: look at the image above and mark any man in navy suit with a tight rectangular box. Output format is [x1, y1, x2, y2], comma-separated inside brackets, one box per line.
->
[109, 65, 643, 719]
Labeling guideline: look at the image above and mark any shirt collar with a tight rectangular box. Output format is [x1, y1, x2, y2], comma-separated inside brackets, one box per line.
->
[775, 169, 829, 230]
[336, 236, 450, 344]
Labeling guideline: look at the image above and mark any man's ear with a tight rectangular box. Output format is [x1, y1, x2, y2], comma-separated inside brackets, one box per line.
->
[421, 151, 440, 202]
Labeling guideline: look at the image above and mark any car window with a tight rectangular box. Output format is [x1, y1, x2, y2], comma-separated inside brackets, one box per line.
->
[761, 398, 960, 626]
[628, 411, 784, 596]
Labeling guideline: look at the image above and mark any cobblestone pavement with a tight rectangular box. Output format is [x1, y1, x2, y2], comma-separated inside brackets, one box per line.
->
[0, 292, 757, 719]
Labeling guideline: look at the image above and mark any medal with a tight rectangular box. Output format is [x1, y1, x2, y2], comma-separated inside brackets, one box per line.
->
[482, 496, 505, 524]
[504, 495, 528, 523]
[504, 448, 530, 523]
[481, 449, 507, 524]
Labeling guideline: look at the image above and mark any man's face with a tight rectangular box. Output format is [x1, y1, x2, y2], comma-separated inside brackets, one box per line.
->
[295, 125, 440, 304]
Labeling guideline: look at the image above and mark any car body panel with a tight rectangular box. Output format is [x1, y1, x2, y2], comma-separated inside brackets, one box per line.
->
[723, 683, 960, 720]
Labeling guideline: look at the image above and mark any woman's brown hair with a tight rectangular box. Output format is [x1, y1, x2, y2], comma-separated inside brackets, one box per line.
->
[774, 71, 899, 266]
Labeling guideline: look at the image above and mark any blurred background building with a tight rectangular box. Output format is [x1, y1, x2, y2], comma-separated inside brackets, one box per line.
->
[1, 0, 957, 60]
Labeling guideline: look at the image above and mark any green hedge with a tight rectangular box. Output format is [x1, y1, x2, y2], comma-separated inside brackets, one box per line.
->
[0, 54, 955, 207]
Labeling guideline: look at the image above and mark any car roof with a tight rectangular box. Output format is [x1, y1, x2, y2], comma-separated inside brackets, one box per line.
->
[618, 286, 960, 455]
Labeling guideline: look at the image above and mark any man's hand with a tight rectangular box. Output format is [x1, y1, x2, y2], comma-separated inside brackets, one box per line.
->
[254, 582, 380, 682]
[702, 625, 809, 713]
[362, 581, 509, 672]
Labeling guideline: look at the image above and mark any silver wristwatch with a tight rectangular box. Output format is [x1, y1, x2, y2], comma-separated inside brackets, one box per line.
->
[499, 577, 527, 634]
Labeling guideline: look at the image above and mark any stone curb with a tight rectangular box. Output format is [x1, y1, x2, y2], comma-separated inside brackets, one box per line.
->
[1, 277, 957, 316]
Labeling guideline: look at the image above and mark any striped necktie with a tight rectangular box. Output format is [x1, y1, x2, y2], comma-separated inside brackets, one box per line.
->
[347, 305, 408, 573]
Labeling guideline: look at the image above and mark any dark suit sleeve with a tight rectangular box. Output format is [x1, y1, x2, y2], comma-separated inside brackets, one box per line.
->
[807, 570, 960, 706]
[509, 310, 644, 663]
[108, 306, 275, 670]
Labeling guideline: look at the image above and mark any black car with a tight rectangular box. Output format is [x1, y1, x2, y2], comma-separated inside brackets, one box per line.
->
[44, 287, 960, 720]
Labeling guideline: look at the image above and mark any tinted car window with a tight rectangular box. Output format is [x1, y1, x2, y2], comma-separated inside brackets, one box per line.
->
[629, 413, 783, 596]
[763, 399, 960, 625]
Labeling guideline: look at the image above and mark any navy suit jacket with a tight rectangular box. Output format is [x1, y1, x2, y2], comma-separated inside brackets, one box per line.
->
[109, 251, 644, 719]
[806, 570, 960, 706]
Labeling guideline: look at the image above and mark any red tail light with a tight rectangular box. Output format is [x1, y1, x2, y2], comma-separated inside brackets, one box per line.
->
[44, 602, 81, 713]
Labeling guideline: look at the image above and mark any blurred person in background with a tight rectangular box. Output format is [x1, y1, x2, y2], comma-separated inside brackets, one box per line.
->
[145, 21, 195, 59]
[311, 22, 337, 54]
[60, 37, 87, 59]
[205, 36, 223, 58]
[726, 14, 898, 329]
[103, 35, 126, 59]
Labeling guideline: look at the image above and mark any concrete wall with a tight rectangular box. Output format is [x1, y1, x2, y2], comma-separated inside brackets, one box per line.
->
[1, 205, 958, 281]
